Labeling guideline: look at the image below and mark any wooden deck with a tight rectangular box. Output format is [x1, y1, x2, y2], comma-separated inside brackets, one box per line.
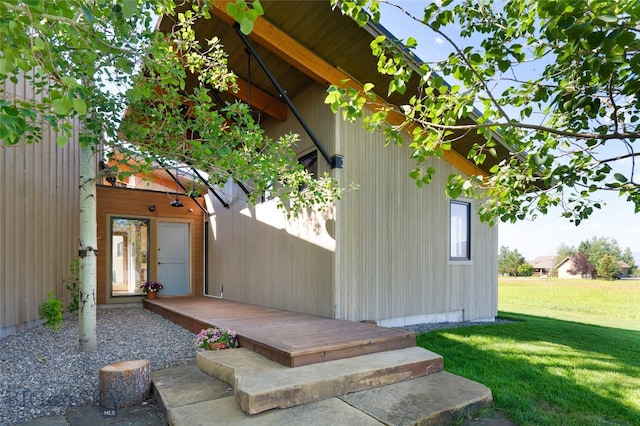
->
[144, 296, 416, 367]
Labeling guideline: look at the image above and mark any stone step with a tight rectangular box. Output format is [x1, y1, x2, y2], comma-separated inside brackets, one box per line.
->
[152, 362, 493, 425]
[196, 346, 443, 414]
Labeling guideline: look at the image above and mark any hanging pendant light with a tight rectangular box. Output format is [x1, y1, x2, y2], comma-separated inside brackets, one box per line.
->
[170, 169, 184, 207]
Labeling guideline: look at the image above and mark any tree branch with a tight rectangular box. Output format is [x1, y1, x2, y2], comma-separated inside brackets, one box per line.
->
[411, 116, 640, 142]
[380, 0, 513, 123]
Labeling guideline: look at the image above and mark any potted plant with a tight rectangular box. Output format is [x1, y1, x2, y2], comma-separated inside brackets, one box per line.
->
[194, 327, 239, 351]
[140, 281, 163, 299]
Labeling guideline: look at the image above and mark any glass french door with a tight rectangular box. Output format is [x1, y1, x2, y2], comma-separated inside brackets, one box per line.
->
[110, 217, 149, 297]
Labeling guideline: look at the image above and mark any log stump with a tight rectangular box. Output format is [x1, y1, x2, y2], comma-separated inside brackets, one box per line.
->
[98, 359, 151, 409]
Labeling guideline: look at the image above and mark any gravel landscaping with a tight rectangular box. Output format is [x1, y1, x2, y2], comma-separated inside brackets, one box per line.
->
[0, 308, 196, 425]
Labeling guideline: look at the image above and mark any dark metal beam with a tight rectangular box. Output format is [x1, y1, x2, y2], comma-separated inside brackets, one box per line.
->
[234, 23, 341, 169]
[191, 168, 230, 208]
[158, 161, 208, 214]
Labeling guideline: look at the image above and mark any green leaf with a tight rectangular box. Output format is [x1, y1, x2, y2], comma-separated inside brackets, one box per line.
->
[239, 18, 254, 35]
[253, 0, 264, 15]
[121, 0, 137, 19]
[51, 98, 72, 115]
[598, 14, 618, 23]
[56, 135, 68, 147]
[73, 98, 87, 115]
[0, 57, 13, 74]
[614, 173, 628, 183]
[226, 2, 238, 18]
[80, 5, 94, 23]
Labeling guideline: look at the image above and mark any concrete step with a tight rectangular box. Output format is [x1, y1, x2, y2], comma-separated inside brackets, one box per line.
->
[152, 361, 493, 425]
[196, 346, 443, 414]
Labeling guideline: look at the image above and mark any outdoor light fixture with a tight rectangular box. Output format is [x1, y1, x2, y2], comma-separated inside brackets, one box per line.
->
[170, 168, 184, 208]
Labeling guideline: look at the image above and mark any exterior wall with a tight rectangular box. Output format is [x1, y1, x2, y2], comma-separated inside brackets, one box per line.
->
[1, 74, 80, 338]
[334, 109, 498, 324]
[557, 260, 589, 279]
[206, 82, 498, 323]
[207, 193, 336, 317]
[206, 85, 337, 317]
[96, 186, 205, 304]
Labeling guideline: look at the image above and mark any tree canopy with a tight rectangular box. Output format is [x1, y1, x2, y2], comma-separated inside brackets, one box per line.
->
[560, 235, 636, 277]
[498, 245, 525, 276]
[331, 0, 640, 225]
[596, 253, 620, 280]
[0, 0, 341, 213]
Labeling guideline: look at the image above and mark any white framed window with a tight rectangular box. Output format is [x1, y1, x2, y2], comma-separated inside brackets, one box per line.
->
[450, 200, 471, 261]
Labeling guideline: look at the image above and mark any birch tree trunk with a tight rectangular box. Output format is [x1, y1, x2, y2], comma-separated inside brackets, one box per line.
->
[78, 142, 98, 352]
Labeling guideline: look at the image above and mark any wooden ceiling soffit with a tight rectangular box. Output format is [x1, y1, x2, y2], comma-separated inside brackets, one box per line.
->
[209, 1, 485, 177]
[233, 77, 287, 122]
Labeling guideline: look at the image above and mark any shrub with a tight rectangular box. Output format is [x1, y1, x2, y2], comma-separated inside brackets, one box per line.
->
[517, 263, 534, 276]
[41, 291, 63, 332]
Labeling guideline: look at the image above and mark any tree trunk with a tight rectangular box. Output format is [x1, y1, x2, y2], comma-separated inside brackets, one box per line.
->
[78, 142, 97, 352]
[99, 359, 152, 409]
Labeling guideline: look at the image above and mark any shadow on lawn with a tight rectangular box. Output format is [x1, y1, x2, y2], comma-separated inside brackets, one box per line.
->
[416, 313, 640, 426]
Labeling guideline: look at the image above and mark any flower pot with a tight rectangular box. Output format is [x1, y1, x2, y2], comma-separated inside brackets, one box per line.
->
[146, 291, 158, 300]
[209, 342, 226, 350]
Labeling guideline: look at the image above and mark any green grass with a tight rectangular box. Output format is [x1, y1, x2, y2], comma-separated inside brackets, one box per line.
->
[499, 277, 640, 331]
[415, 277, 640, 425]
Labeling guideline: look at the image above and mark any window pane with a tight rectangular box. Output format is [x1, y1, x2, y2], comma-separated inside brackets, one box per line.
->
[299, 150, 318, 179]
[450, 201, 470, 260]
[111, 218, 149, 296]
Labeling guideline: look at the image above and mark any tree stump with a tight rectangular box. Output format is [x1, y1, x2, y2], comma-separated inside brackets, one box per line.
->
[98, 359, 151, 409]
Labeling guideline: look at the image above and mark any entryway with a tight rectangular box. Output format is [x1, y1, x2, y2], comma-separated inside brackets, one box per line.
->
[158, 222, 190, 296]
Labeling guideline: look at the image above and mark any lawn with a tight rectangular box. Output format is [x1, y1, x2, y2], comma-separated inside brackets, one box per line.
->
[415, 277, 640, 426]
[499, 277, 640, 331]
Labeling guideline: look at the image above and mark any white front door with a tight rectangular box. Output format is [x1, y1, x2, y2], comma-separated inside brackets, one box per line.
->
[158, 222, 190, 296]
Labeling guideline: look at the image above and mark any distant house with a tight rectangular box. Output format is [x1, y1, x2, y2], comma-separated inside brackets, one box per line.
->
[617, 260, 631, 278]
[556, 257, 591, 279]
[557, 257, 579, 279]
[528, 256, 557, 277]
[557, 257, 630, 279]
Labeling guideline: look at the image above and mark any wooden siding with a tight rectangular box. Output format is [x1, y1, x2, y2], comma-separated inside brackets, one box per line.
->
[207, 195, 336, 317]
[1, 74, 80, 338]
[95, 186, 205, 304]
[207, 86, 337, 317]
[334, 109, 498, 323]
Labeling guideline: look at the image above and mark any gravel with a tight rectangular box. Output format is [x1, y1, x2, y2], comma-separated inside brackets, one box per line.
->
[0, 307, 196, 425]
[396, 318, 513, 334]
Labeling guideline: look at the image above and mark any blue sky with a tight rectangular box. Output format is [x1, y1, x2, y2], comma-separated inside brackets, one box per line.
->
[378, 1, 640, 260]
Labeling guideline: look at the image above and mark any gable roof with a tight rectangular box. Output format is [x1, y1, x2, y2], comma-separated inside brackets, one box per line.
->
[618, 260, 631, 269]
[157, 1, 514, 176]
[529, 256, 557, 269]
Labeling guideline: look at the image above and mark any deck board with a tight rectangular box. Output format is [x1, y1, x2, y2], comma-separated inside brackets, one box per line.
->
[144, 296, 416, 367]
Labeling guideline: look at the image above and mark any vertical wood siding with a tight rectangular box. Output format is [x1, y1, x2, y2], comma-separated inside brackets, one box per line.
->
[335, 108, 498, 323]
[207, 85, 337, 317]
[1, 74, 80, 338]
